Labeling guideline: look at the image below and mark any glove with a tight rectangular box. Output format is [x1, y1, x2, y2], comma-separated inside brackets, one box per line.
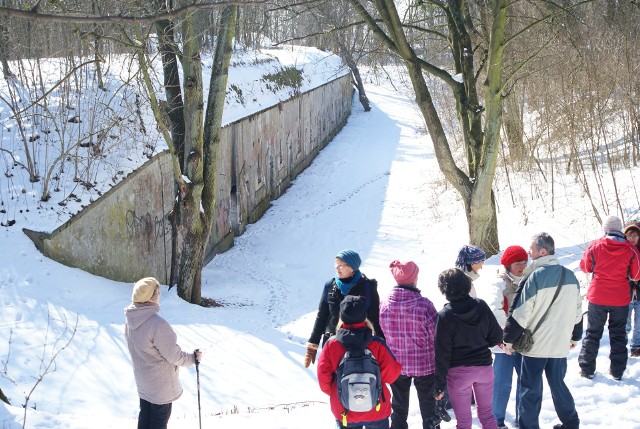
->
[304, 343, 319, 368]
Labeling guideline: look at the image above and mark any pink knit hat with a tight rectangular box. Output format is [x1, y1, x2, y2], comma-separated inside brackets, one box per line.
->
[389, 260, 419, 285]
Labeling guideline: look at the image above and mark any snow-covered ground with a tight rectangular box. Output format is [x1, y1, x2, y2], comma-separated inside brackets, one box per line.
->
[2, 55, 640, 428]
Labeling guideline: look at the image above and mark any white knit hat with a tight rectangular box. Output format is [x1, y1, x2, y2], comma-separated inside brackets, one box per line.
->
[132, 277, 160, 303]
[602, 215, 623, 233]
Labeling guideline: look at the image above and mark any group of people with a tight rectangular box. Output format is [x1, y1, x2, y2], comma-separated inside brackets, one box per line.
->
[119, 215, 640, 429]
[305, 215, 640, 429]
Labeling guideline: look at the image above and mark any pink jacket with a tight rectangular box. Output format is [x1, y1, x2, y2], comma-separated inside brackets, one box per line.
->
[124, 303, 195, 404]
[379, 286, 437, 376]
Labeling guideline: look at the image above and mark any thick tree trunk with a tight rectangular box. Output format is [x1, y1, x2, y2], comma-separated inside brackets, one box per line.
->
[471, 0, 508, 255]
[469, 189, 500, 255]
[170, 9, 206, 304]
[170, 6, 236, 304]
[170, 182, 207, 304]
[155, 15, 186, 169]
[203, 6, 237, 216]
[139, 5, 236, 304]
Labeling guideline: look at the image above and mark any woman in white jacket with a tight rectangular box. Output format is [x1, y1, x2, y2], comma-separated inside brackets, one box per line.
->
[125, 277, 202, 429]
[485, 246, 528, 429]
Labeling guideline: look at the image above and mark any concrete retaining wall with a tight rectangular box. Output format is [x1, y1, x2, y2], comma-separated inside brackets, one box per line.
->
[24, 73, 353, 284]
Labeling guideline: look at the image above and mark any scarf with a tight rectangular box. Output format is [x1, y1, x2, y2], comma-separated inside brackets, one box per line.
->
[335, 270, 363, 295]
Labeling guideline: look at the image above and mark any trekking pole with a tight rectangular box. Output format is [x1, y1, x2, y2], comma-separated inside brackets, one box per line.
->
[194, 349, 202, 429]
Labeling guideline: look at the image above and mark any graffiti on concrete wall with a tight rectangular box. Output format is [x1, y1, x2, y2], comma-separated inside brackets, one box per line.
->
[125, 210, 171, 243]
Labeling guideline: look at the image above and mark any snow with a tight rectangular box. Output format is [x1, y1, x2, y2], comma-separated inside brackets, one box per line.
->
[2, 50, 640, 428]
[0, 45, 348, 233]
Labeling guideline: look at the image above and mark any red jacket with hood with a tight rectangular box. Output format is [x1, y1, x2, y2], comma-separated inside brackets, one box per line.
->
[581, 233, 640, 306]
[317, 322, 401, 426]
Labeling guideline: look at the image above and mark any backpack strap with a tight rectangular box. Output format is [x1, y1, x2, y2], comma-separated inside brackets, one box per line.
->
[323, 279, 336, 304]
[364, 278, 371, 310]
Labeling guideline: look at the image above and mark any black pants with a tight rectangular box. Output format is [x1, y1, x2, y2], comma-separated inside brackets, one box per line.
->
[390, 374, 436, 429]
[578, 302, 629, 377]
[138, 398, 172, 429]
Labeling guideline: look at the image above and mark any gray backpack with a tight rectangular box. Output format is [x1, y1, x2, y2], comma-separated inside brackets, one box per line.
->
[335, 348, 382, 412]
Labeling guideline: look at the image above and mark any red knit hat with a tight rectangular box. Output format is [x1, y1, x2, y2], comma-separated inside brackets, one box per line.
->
[500, 246, 528, 268]
[389, 260, 419, 285]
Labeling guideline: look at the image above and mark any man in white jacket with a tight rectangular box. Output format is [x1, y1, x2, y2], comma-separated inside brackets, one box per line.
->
[503, 233, 583, 429]
[125, 277, 202, 429]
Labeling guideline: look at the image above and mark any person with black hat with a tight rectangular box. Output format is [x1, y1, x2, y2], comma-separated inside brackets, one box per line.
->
[624, 219, 640, 357]
[124, 277, 202, 429]
[304, 249, 383, 368]
[317, 295, 401, 429]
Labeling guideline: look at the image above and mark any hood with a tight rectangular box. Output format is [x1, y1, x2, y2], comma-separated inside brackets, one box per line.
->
[385, 286, 422, 310]
[124, 302, 159, 330]
[523, 254, 558, 277]
[602, 235, 636, 254]
[336, 325, 373, 353]
[445, 296, 483, 326]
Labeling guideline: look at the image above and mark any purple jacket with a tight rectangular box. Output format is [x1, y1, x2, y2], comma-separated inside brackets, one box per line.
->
[379, 285, 437, 376]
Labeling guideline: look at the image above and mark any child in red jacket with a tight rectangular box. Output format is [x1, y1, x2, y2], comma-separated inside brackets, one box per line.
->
[317, 295, 401, 429]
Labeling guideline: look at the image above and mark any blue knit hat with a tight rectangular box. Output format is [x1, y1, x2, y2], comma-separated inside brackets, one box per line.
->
[336, 249, 362, 271]
[455, 245, 486, 269]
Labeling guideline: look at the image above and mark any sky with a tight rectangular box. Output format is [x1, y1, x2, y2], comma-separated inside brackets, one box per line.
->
[2, 47, 640, 428]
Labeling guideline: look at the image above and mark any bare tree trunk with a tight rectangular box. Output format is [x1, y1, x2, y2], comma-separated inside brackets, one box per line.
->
[502, 87, 525, 165]
[169, 10, 207, 304]
[155, 6, 186, 169]
[469, 0, 508, 254]
[0, 20, 11, 78]
[171, 6, 237, 304]
[91, 0, 103, 90]
[335, 38, 370, 111]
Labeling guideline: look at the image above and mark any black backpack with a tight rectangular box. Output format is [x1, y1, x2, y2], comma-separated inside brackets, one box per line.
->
[335, 347, 382, 413]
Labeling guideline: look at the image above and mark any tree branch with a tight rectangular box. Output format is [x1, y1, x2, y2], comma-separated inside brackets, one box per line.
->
[0, 1, 267, 23]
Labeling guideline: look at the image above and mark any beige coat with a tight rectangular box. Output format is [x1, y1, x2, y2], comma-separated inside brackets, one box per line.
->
[124, 303, 195, 404]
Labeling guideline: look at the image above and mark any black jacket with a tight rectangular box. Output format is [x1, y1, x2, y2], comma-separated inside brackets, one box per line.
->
[434, 296, 502, 391]
[308, 275, 383, 345]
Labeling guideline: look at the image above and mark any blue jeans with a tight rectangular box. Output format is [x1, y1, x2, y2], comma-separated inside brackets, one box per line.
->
[627, 299, 640, 349]
[518, 356, 579, 429]
[492, 352, 520, 426]
[336, 418, 389, 429]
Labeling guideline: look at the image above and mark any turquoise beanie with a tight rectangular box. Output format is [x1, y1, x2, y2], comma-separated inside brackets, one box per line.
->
[336, 249, 362, 271]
